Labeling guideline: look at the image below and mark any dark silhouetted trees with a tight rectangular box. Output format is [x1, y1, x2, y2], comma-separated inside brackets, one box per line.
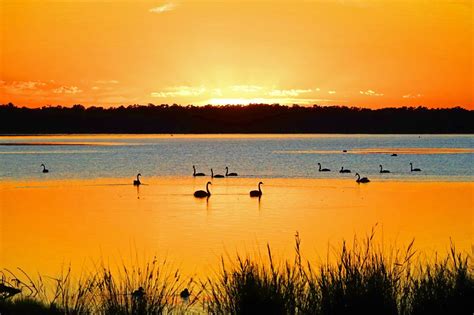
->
[0, 103, 472, 134]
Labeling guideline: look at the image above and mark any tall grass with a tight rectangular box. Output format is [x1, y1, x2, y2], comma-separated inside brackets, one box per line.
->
[1, 258, 200, 314]
[203, 231, 473, 315]
[1, 234, 472, 314]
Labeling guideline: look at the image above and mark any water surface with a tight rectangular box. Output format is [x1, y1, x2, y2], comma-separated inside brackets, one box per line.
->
[0, 134, 473, 181]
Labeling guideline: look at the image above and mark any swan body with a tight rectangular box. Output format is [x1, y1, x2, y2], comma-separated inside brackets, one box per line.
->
[410, 162, 421, 172]
[391, 153, 398, 157]
[211, 169, 224, 178]
[41, 163, 49, 173]
[379, 165, 390, 173]
[339, 166, 351, 173]
[194, 181, 211, 198]
[225, 167, 238, 177]
[318, 163, 331, 172]
[355, 173, 370, 183]
[250, 182, 263, 197]
[193, 165, 205, 177]
[133, 173, 141, 186]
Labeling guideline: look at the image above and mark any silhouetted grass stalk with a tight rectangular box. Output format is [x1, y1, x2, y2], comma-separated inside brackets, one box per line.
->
[1, 233, 472, 314]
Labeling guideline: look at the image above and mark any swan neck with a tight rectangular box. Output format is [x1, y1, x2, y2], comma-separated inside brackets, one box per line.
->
[258, 183, 262, 192]
[206, 182, 210, 194]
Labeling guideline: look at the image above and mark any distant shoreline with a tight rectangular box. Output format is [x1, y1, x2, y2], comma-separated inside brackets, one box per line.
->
[1, 103, 473, 134]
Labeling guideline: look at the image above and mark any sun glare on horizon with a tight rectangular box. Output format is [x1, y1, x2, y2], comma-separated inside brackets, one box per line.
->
[0, 0, 472, 109]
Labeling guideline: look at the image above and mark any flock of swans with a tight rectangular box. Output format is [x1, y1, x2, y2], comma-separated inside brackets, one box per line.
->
[39, 161, 422, 199]
[192, 166, 260, 198]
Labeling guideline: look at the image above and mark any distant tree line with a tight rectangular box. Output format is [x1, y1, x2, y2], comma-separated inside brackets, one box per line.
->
[0, 103, 472, 134]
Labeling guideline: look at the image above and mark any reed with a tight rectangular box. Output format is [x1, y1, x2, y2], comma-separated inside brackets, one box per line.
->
[1, 233, 472, 314]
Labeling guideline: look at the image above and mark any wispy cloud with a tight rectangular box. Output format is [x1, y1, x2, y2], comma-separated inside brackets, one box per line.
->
[328, 90, 336, 94]
[149, 3, 176, 13]
[0, 80, 47, 93]
[203, 97, 339, 106]
[403, 93, 423, 99]
[52, 86, 83, 94]
[360, 89, 384, 96]
[94, 80, 119, 84]
[230, 85, 264, 93]
[268, 89, 312, 97]
[151, 86, 206, 98]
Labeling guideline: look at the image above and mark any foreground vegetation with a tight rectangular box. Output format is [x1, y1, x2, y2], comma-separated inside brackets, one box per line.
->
[1, 232, 472, 314]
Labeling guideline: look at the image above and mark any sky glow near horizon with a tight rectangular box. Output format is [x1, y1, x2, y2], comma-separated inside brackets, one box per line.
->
[0, 0, 472, 108]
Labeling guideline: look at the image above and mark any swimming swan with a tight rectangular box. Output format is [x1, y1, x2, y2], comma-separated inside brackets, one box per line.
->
[225, 167, 238, 177]
[339, 166, 351, 173]
[318, 163, 331, 172]
[355, 173, 370, 183]
[211, 169, 224, 178]
[193, 165, 206, 177]
[250, 182, 263, 197]
[410, 162, 421, 172]
[194, 181, 211, 198]
[133, 173, 141, 186]
[41, 164, 49, 173]
[379, 165, 390, 173]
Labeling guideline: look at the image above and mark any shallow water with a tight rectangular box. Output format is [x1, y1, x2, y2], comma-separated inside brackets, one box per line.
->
[1, 177, 472, 278]
[0, 134, 473, 279]
[0, 134, 473, 181]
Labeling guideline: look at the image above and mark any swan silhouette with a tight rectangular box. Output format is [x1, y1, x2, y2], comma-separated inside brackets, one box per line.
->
[250, 182, 263, 197]
[318, 163, 331, 172]
[225, 167, 238, 177]
[41, 164, 49, 173]
[410, 162, 421, 172]
[133, 173, 141, 186]
[379, 165, 390, 173]
[193, 165, 205, 177]
[211, 169, 224, 178]
[194, 181, 211, 198]
[339, 166, 351, 173]
[355, 173, 370, 183]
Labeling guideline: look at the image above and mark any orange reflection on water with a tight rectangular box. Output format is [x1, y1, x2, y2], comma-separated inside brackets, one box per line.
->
[0, 177, 472, 278]
[275, 147, 474, 155]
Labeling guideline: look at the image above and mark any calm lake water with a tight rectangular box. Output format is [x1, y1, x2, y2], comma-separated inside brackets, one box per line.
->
[0, 134, 473, 279]
[0, 134, 473, 181]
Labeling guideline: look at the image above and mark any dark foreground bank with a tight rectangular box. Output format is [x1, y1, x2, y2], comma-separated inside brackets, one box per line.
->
[1, 233, 473, 315]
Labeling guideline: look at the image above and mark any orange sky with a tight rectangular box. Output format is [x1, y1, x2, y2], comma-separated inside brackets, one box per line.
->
[0, 0, 472, 108]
